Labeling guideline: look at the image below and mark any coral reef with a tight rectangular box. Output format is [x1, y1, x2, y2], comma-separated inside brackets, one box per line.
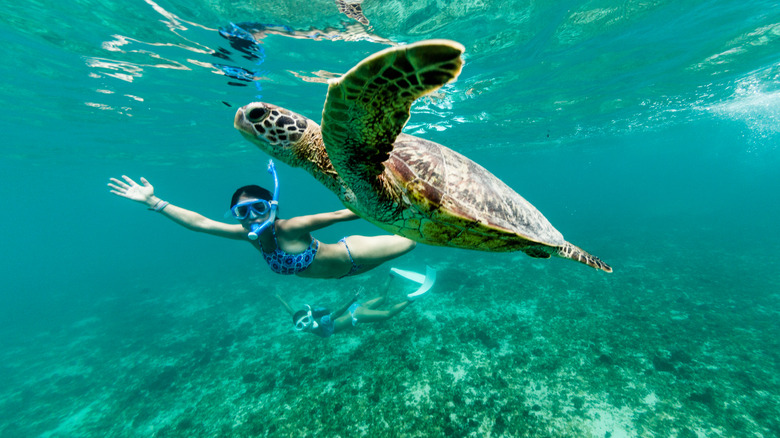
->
[1, 246, 778, 437]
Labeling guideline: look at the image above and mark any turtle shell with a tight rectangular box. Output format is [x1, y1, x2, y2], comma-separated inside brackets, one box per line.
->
[376, 133, 565, 252]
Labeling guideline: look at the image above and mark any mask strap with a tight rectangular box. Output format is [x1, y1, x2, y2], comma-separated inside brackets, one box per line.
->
[305, 304, 319, 329]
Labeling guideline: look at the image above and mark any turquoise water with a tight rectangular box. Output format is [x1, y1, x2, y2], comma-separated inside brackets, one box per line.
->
[1, 0, 779, 436]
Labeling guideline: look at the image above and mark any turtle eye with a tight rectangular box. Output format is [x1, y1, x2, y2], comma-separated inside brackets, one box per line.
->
[247, 107, 268, 122]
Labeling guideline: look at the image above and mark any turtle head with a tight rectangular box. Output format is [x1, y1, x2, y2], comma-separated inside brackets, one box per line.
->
[234, 102, 316, 166]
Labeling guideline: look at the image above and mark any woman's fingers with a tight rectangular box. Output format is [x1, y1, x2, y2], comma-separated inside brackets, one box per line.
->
[108, 177, 129, 189]
[107, 179, 129, 196]
[108, 176, 143, 199]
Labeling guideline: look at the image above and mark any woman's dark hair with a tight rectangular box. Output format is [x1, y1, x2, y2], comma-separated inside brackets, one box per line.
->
[230, 185, 273, 208]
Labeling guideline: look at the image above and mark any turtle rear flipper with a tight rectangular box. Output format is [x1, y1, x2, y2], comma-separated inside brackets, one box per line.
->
[522, 247, 552, 259]
[557, 242, 612, 273]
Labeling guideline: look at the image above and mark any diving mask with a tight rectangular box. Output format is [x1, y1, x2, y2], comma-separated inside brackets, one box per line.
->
[230, 199, 273, 220]
[294, 305, 319, 332]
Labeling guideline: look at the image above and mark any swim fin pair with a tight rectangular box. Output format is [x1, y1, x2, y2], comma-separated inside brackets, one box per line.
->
[390, 266, 436, 301]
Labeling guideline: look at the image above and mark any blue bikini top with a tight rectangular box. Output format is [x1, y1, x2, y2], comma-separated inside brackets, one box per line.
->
[261, 222, 319, 275]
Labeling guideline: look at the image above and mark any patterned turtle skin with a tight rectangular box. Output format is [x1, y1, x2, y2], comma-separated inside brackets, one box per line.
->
[234, 40, 612, 272]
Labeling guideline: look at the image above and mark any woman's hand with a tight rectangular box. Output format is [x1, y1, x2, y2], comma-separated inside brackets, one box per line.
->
[108, 176, 156, 206]
[353, 286, 364, 301]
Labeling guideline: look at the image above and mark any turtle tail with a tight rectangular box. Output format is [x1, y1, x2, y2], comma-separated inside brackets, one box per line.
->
[557, 241, 613, 273]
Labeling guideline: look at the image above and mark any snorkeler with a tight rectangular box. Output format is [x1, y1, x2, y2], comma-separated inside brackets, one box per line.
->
[277, 266, 436, 337]
[107, 160, 416, 279]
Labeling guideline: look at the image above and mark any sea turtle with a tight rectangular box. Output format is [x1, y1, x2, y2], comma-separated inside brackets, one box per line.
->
[233, 40, 612, 272]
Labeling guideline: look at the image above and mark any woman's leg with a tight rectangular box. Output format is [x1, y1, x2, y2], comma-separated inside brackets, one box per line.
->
[361, 297, 384, 308]
[342, 235, 416, 266]
[353, 301, 410, 323]
[361, 277, 395, 309]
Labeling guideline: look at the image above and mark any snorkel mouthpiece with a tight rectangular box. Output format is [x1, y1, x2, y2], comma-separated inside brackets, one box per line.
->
[247, 160, 279, 241]
[247, 223, 264, 241]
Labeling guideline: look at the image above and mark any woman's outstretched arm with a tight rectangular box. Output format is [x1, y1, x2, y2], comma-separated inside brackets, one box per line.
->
[330, 287, 362, 319]
[280, 209, 360, 237]
[108, 175, 246, 240]
[275, 294, 296, 316]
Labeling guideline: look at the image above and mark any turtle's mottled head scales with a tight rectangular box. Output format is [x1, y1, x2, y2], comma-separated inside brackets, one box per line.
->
[234, 102, 311, 165]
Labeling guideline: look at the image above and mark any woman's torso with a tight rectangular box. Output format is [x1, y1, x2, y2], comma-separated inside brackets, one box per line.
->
[254, 220, 350, 278]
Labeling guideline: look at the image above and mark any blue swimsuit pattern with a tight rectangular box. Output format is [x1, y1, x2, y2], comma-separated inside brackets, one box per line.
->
[313, 313, 336, 338]
[309, 304, 360, 338]
[261, 223, 319, 275]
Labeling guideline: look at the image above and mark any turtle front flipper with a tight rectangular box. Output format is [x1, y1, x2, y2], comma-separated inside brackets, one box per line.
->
[321, 40, 464, 188]
[557, 242, 613, 273]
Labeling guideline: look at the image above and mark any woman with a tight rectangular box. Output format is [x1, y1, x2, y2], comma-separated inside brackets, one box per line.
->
[276, 280, 421, 338]
[107, 161, 416, 279]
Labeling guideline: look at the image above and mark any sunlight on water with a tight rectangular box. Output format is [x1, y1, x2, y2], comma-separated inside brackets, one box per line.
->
[709, 81, 780, 144]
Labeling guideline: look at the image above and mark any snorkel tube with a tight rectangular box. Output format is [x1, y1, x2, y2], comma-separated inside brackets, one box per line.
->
[307, 305, 319, 329]
[247, 160, 279, 240]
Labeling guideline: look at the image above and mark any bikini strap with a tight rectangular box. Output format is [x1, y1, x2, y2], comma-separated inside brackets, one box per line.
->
[271, 220, 280, 247]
